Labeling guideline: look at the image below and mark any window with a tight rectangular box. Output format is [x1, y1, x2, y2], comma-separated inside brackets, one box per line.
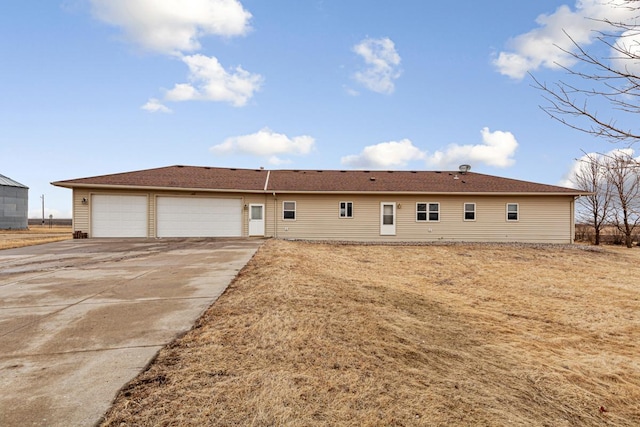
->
[283, 201, 296, 220]
[382, 204, 394, 225]
[506, 203, 518, 221]
[417, 203, 439, 222]
[428, 203, 440, 221]
[464, 203, 476, 221]
[339, 201, 353, 218]
[417, 203, 427, 221]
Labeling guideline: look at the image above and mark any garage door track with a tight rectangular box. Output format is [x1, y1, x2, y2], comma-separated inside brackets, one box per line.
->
[0, 238, 263, 427]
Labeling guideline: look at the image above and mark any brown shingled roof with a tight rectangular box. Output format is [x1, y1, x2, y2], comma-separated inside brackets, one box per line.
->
[52, 165, 584, 195]
[52, 165, 269, 192]
[266, 169, 580, 194]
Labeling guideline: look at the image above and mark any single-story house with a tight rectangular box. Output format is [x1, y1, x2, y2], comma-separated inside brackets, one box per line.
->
[52, 165, 585, 243]
[1, 173, 29, 230]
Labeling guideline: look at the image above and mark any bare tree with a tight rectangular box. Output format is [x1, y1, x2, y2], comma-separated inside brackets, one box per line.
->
[605, 151, 640, 247]
[573, 152, 614, 244]
[531, 1, 640, 143]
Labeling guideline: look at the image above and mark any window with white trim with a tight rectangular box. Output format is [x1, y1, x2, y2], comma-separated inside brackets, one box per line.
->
[417, 202, 439, 222]
[428, 203, 440, 221]
[339, 201, 353, 218]
[417, 203, 427, 221]
[464, 203, 476, 221]
[283, 201, 296, 220]
[506, 203, 518, 221]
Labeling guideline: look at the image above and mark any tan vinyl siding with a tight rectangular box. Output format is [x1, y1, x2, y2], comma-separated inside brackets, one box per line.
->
[72, 189, 90, 233]
[272, 194, 574, 244]
[71, 188, 574, 243]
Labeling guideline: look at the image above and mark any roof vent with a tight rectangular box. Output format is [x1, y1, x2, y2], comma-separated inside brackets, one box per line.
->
[459, 164, 471, 174]
[370, 176, 376, 181]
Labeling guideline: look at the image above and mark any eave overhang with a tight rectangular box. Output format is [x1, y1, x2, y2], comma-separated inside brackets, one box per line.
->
[51, 182, 585, 197]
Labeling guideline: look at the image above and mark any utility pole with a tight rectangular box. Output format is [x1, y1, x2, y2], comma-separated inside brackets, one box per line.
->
[41, 194, 45, 226]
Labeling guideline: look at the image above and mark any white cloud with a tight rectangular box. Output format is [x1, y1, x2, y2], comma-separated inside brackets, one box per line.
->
[560, 148, 637, 188]
[611, 30, 640, 75]
[352, 37, 402, 94]
[211, 128, 315, 161]
[89, 0, 261, 108]
[341, 128, 518, 170]
[344, 86, 360, 97]
[341, 139, 425, 168]
[494, 0, 638, 79]
[141, 98, 172, 113]
[267, 156, 292, 166]
[426, 128, 518, 169]
[165, 54, 263, 107]
[89, 0, 252, 55]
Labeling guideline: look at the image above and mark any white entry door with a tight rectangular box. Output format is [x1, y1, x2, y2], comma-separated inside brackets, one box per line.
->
[380, 202, 396, 235]
[249, 204, 265, 236]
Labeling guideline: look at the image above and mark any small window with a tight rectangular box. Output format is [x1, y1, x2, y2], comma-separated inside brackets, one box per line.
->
[417, 203, 439, 222]
[283, 201, 296, 220]
[507, 203, 518, 221]
[339, 201, 353, 218]
[464, 203, 476, 221]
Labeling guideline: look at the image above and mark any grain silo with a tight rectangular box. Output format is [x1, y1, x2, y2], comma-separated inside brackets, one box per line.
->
[0, 174, 29, 229]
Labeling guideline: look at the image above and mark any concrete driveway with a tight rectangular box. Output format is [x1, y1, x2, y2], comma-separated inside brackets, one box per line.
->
[0, 238, 263, 427]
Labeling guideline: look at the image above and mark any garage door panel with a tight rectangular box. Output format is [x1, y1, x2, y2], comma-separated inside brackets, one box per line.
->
[92, 195, 148, 238]
[157, 197, 241, 237]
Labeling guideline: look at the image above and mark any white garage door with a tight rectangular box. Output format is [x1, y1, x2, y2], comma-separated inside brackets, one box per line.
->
[92, 195, 148, 237]
[156, 197, 242, 237]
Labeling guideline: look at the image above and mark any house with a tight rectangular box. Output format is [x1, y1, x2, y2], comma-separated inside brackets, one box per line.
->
[0, 174, 28, 230]
[52, 165, 585, 243]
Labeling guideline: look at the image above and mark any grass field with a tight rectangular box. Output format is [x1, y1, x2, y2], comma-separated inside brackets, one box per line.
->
[100, 240, 640, 426]
[0, 226, 73, 250]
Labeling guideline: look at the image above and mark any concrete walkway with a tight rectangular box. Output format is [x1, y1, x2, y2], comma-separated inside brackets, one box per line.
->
[0, 238, 263, 427]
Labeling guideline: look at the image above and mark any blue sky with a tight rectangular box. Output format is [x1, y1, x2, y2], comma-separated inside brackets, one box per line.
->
[0, 0, 634, 218]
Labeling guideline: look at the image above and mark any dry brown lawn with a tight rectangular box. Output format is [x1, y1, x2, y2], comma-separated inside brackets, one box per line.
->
[0, 226, 73, 250]
[101, 240, 640, 426]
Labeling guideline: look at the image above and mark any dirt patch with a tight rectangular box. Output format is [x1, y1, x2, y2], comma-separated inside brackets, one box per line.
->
[101, 240, 640, 426]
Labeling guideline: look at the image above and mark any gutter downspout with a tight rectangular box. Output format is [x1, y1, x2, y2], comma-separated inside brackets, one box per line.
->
[262, 170, 275, 238]
[571, 196, 578, 244]
[273, 192, 277, 238]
